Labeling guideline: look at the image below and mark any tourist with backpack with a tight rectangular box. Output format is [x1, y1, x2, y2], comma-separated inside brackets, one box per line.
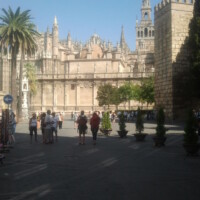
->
[90, 112, 100, 145]
[77, 110, 88, 145]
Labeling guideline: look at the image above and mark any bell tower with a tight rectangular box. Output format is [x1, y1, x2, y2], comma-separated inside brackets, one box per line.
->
[141, 0, 152, 22]
[136, 0, 154, 51]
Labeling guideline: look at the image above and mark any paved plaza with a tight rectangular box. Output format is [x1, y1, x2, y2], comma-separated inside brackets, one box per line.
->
[0, 117, 200, 200]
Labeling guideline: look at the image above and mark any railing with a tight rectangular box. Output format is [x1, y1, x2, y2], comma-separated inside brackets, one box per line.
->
[36, 72, 154, 80]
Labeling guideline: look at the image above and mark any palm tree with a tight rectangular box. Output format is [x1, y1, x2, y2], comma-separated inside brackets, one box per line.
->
[0, 7, 39, 119]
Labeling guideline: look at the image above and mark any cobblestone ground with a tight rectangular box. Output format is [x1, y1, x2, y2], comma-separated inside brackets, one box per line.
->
[0, 117, 200, 200]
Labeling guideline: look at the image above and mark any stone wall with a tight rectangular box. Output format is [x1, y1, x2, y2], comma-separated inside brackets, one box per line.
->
[154, 0, 194, 120]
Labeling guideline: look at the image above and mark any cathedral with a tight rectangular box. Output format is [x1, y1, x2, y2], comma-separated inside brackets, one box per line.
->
[0, 0, 154, 116]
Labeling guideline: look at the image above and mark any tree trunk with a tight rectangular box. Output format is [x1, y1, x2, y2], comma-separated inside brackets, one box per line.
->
[11, 47, 17, 116]
[18, 49, 24, 121]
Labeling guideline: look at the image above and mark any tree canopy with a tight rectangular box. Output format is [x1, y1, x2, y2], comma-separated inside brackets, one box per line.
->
[139, 77, 154, 105]
[24, 63, 37, 96]
[96, 83, 117, 109]
[96, 77, 155, 109]
[118, 83, 133, 103]
[0, 7, 39, 116]
[0, 7, 39, 54]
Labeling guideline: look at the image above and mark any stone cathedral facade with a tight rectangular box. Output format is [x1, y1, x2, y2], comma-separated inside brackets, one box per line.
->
[0, 0, 155, 115]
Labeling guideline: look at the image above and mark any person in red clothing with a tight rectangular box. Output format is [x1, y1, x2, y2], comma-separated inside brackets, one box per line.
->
[90, 112, 100, 145]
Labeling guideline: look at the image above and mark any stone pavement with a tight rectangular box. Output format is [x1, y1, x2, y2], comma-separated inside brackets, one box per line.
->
[0, 118, 200, 200]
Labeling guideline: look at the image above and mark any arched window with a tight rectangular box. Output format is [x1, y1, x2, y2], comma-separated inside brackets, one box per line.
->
[141, 31, 143, 38]
[149, 30, 151, 37]
[138, 31, 140, 37]
[144, 12, 148, 20]
[144, 28, 148, 37]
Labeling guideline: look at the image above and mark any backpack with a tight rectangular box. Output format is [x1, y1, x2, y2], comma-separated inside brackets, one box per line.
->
[78, 116, 87, 125]
[78, 115, 87, 130]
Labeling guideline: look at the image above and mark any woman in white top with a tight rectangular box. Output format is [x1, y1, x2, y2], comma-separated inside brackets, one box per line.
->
[29, 113, 38, 143]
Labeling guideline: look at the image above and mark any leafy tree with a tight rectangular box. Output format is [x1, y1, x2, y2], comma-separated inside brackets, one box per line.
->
[131, 84, 141, 102]
[97, 83, 117, 109]
[139, 77, 154, 106]
[188, 0, 200, 98]
[117, 83, 133, 109]
[0, 7, 39, 118]
[111, 86, 121, 106]
[117, 82, 141, 104]
[118, 83, 133, 103]
[24, 63, 38, 96]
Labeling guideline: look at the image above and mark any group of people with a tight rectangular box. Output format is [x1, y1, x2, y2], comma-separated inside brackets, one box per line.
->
[29, 111, 64, 144]
[76, 110, 100, 145]
[29, 110, 101, 145]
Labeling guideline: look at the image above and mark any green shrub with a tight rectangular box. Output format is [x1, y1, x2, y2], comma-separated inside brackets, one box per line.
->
[101, 112, 112, 130]
[118, 112, 126, 132]
[156, 107, 166, 137]
[136, 108, 144, 134]
[184, 109, 198, 145]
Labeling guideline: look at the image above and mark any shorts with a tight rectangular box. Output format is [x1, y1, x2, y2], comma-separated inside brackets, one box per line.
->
[79, 127, 87, 135]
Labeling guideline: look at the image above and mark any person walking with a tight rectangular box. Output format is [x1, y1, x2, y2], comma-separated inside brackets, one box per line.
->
[58, 113, 63, 129]
[44, 110, 53, 144]
[73, 112, 78, 129]
[90, 112, 100, 145]
[51, 112, 59, 142]
[60, 113, 64, 129]
[40, 113, 46, 143]
[9, 112, 16, 144]
[77, 111, 88, 145]
[29, 113, 38, 143]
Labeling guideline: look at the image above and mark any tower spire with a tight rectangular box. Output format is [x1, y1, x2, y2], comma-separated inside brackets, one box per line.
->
[120, 26, 130, 54]
[54, 16, 58, 25]
[52, 16, 59, 57]
[120, 25, 125, 48]
[67, 32, 71, 41]
[67, 32, 72, 49]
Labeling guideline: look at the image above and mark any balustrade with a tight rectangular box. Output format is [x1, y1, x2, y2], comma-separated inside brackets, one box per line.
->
[36, 72, 154, 80]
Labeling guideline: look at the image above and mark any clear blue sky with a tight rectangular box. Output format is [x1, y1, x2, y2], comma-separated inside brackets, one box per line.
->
[0, 0, 161, 51]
